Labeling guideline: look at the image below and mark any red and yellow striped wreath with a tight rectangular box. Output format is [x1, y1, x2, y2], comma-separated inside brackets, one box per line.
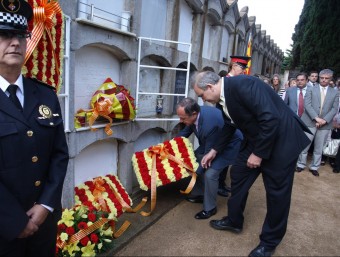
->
[75, 174, 132, 219]
[132, 137, 198, 191]
[22, 0, 64, 92]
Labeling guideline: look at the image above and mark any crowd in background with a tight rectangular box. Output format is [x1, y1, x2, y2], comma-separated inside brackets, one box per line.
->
[261, 70, 340, 174]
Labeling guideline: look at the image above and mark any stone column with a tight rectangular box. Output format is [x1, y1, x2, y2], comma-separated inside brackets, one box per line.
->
[118, 141, 135, 194]
[227, 33, 235, 58]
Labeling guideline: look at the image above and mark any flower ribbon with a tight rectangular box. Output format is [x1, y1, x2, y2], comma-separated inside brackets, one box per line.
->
[89, 98, 114, 136]
[25, 0, 62, 80]
[140, 145, 197, 216]
[56, 217, 125, 249]
[93, 177, 108, 212]
[77, 97, 114, 136]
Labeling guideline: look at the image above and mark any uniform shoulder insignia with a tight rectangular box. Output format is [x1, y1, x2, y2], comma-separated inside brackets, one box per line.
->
[28, 78, 56, 91]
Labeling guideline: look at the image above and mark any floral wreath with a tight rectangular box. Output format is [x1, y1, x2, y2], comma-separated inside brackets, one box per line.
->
[56, 205, 115, 257]
[132, 137, 199, 215]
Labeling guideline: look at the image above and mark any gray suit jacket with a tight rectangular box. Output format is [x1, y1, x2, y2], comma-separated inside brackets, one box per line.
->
[301, 85, 339, 129]
[284, 86, 311, 115]
[307, 81, 320, 87]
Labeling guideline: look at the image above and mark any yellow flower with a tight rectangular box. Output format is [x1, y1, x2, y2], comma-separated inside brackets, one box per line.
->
[108, 213, 117, 221]
[100, 226, 113, 237]
[64, 242, 80, 256]
[59, 208, 75, 227]
[81, 242, 96, 257]
[97, 242, 103, 250]
[59, 232, 68, 242]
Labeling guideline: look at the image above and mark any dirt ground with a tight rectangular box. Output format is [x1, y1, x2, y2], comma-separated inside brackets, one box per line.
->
[114, 162, 340, 256]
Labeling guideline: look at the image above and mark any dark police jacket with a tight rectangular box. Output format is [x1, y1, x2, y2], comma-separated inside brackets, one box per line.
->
[0, 77, 69, 241]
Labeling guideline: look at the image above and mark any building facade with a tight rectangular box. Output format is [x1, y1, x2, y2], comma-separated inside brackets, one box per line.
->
[58, 0, 284, 207]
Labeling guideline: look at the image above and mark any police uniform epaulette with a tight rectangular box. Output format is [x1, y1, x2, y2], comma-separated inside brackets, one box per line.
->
[28, 78, 56, 91]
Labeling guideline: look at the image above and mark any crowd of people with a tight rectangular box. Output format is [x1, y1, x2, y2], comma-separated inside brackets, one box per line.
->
[270, 69, 340, 174]
[178, 55, 338, 257]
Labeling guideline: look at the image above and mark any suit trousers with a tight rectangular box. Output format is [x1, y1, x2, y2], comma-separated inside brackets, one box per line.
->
[227, 149, 297, 249]
[218, 166, 230, 188]
[297, 127, 330, 170]
[191, 154, 222, 211]
[0, 212, 59, 256]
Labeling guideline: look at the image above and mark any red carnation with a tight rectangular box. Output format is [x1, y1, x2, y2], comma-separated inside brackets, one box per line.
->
[90, 233, 99, 243]
[78, 188, 86, 196]
[80, 236, 90, 246]
[88, 212, 96, 222]
[79, 194, 88, 202]
[65, 226, 75, 235]
[58, 223, 66, 232]
[78, 222, 88, 230]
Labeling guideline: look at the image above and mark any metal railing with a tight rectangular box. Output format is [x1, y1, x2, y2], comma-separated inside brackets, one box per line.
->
[78, 1, 131, 32]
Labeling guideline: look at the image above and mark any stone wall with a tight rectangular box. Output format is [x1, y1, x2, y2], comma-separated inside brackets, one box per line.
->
[57, 0, 284, 207]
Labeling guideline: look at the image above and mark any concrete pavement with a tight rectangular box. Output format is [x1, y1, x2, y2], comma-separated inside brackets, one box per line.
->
[110, 163, 340, 256]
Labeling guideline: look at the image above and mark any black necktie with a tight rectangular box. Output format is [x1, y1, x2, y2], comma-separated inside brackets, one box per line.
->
[7, 84, 23, 111]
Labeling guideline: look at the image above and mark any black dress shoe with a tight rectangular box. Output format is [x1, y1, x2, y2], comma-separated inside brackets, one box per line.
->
[330, 161, 336, 168]
[333, 169, 340, 173]
[217, 187, 229, 197]
[248, 245, 275, 257]
[195, 207, 217, 219]
[295, 167, 304, 172]
[309, 169, 319, 176]
[185, 195, 203, 203]
[210, 216, 242, 233]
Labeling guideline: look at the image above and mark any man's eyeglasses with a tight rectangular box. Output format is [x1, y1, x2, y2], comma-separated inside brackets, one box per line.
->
[319, 77, 331, 80]
[0, 31, 32, 39]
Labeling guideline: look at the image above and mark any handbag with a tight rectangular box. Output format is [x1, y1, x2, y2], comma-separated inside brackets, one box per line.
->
[322, 138, 340, 157]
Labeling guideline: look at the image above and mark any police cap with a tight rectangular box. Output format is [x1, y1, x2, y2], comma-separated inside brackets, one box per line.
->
[0, 0, 33, 33]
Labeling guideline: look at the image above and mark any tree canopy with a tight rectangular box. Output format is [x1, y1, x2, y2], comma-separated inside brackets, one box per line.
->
[288, 0, 340, 78]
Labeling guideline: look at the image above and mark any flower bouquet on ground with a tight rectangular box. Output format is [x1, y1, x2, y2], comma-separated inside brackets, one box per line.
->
[75, 174, 133, 218]
[56, 205, 115, 257]
[74, 174, 146, 238]
[74, 174, 145, 218]
[131, 137, 199, 216]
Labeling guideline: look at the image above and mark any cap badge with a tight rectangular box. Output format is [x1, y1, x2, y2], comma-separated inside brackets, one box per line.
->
[1, 0, 20, 13]
[8, 0, 15, 10]
[39, 105, 52, 119]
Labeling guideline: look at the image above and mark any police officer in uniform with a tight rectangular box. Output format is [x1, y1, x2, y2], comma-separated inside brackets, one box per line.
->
[0, 1, 69, 255]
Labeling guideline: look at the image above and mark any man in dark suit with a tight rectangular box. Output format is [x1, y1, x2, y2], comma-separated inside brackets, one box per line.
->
[0, 1, 69, 256]
[176, 97, 242, 219]
[192, 71, 311, 257]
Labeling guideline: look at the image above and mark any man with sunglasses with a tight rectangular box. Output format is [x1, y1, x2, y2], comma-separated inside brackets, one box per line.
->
[0, 1, 69, 256]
